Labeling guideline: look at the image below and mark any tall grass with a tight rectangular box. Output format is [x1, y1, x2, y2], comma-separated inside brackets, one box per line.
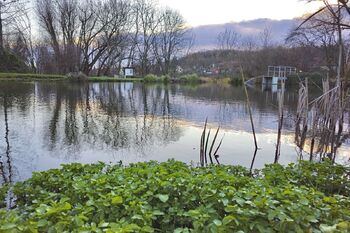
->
[274, 80, 285, 163]
[199, 119, 224, 166]
[295, 78, 350, 162]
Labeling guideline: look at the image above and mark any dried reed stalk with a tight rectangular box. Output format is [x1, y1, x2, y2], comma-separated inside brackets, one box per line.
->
[240, 67, 258, 150]
[274, 80, 285, 163]
[199, 120, 223, 166]
[295, 77, 349, 163]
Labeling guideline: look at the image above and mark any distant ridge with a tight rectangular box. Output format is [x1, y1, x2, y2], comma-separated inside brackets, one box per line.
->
[191, 18, 299, 51]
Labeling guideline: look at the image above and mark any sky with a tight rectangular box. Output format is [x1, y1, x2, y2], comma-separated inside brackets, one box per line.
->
[158, 0, 325, 26]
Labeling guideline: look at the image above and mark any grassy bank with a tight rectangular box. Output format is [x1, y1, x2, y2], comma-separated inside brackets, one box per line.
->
[1, 160, 349, 232]
[0, 73, 66, 80]
[0, 73, 235, 85]
[88, 76, 143, 82]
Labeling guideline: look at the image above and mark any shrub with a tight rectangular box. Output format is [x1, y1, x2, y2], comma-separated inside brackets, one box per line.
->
[0, 160, 349, 232]
[286, 72, 324, 86]
[143, 74, 170, 83]
[229, 75, 243, 85]
[143, 74, 158, 82]
[0, 185, 8, 209]
[0, 50, 29, 73]
[66, 72, 88, 82]
[261, 160, 350, 196]
[179, 73, 200, 83]
[160, 74, 170, 83]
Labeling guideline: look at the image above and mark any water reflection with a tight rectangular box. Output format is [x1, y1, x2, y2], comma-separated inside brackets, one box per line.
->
[0, 82, 348, 182]
[1, 95, 12, 184]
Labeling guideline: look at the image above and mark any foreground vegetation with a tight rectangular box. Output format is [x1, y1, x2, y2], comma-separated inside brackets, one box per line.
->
[0, 160, 349, 232]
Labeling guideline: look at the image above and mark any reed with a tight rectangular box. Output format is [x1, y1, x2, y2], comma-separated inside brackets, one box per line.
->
[295, 78, 350, 162]
[274, 80, 285, 163]
[199, 120, 224, 166]
[240, 67, 260, 172]
[241, 67, 259, 151]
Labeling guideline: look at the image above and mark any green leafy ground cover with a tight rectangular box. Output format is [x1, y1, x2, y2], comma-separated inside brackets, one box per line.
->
[0, 160, 349, 232]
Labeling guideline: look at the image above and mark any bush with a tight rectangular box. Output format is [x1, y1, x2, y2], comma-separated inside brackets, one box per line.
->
[66, 72, 88, 82]
[179, 73, 200, 83]
[260, 160, 350, 196]
[143, 74, 170, 83]
[0, 185, 8, 209]
[0, 50, 29, 73]
[229, 75, 243, 85]
[143, 74, 158, 82]
[1, 160, 350, 232]
[160, 74, 170, 83]
[286, 72, 324, 86]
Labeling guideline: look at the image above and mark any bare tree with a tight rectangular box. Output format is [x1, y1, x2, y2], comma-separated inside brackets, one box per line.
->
[217, 28, 240, 50]
[134, 0, 160, 76]
[78, 0, 131, 75]
[36, 0, 61, 72]
[286, 8, 338, 75]
[297, 0, 350, 84]
[11, 4, 37, 71]
[153, 8, 187, 75]
[259, 27, 274, 48]
[0, 0, 27, 53]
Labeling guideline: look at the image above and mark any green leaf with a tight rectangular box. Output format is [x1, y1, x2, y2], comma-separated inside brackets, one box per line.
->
[306, 215, 318, 223]
[213, 219, 222, 226]
[336, 221, 349, 230]
[0, 223, 17, 230]
[223, 215, 235, 225]
[174, 228, 183, 233]
[111, 196, 123, 204]
[37, 219, 48, 227]
[320, 224, 337, 232]
[152, 210, 165, 216]
[157, 194, 169, 203]
[141, 226, 154, 232]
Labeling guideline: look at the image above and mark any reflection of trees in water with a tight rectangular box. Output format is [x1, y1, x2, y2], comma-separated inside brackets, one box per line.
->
[35, 83, 183, 159]
[179, 84, 300, 112]
[0, 83, 37, 184]
[0, 96, 13, 185]
[175, 84, 320, 131]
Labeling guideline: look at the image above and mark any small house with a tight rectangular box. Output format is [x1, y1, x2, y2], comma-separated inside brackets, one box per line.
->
[123, 67, 135, 78]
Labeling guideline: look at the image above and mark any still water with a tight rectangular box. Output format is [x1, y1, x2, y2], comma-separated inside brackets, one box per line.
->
[0, 81, 349, 182]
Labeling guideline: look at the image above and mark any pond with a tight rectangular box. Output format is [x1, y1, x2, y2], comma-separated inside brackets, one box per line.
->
[0, 81, 349, 182]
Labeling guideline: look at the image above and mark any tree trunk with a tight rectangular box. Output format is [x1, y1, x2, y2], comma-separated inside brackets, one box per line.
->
[0, 5, 3, 54]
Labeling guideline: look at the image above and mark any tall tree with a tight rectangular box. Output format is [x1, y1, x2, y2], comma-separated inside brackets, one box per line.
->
[217, 28, 240, 50]
[0, 0, 27, 53]
[153, 8, 187, 75]
[134, 0, 160, 76]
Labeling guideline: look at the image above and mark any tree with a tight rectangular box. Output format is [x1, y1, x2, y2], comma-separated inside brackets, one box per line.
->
[286, 8, 338, 75]
[259, 27, 274, 48]
[78, 0, 131, 75]
[11, 5, 37, 71]
[134, 0, 160, 76]
[36, 0, 61, 73]
[297, 0, 350, 84]
[0, 0, 27, 53]
[217, 28, 240, 50]
[153, 8, 187, 75]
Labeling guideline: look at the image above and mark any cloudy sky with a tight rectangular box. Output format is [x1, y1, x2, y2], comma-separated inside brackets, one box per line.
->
[159, 0, 325, 26]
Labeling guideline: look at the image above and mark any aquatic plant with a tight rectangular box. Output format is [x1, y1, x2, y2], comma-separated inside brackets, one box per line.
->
[0, 160, 349, 232]
[199, 119, 224, 166]
[295, 78, 350, 162]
